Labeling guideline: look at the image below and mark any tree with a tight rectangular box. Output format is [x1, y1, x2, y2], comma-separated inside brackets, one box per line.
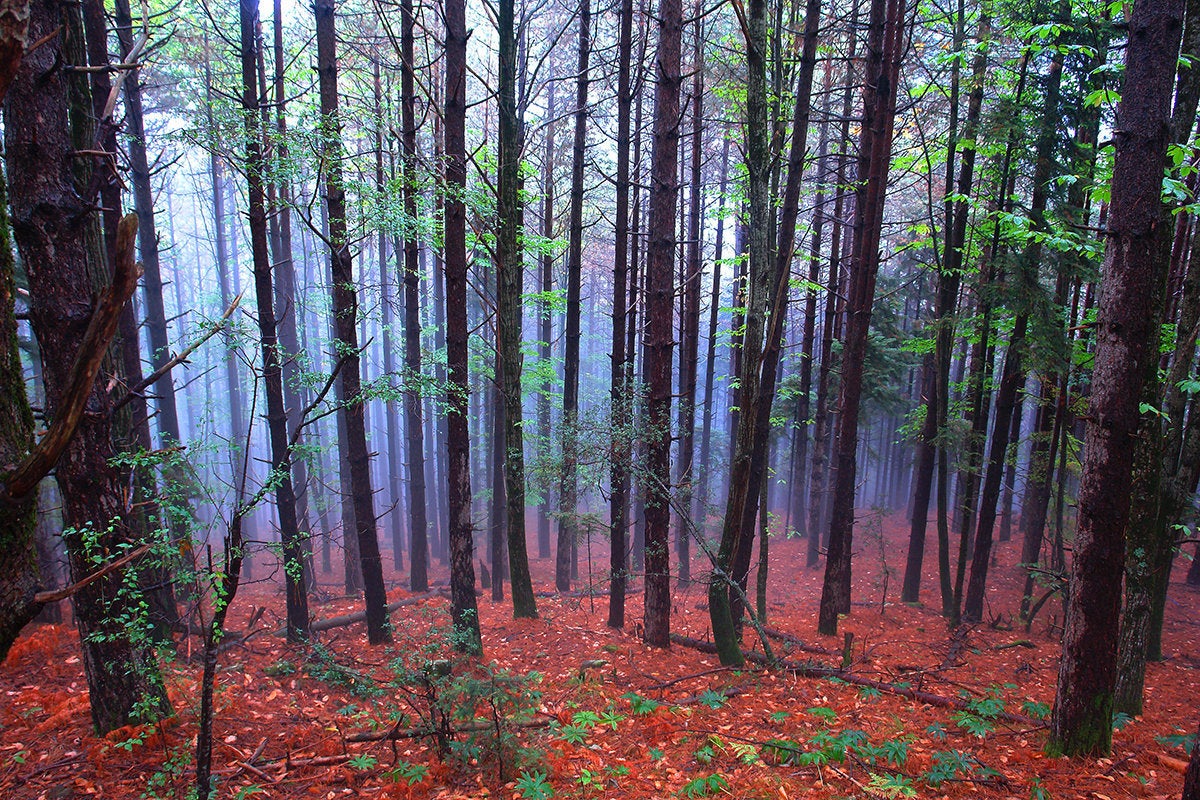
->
[314, 0, 389, 644]
[444, 0, 482, 654]
[1048, 0, 1182, 756]
[240, 0, 308, 642]
[608, 0, 635, 630]
[4, 0, 170, 731]
[497, 0, 536, 618]
[818, 0, 908, 637]
[643, 0, 682, 648]
[400, 0, 430, 594]
[558, 0, 591, 592]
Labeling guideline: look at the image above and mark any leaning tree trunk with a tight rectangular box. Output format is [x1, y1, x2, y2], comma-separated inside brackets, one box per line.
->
[1048, 0, 1181, 757]
[314, 0, 389, 644]
[817, 0, 908, 637]
[642, 0, 682, 649]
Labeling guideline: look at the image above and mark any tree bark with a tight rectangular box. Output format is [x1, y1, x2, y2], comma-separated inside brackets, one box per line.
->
[444, 0, 482, 653]
[240, 0, 308, 642]
[608, 0, 635, 629]
[497, 0, 536, 616]
[314, 0, 389, 644]
[559, 0, 591, 592]
[400, 0, 429, 593]
[5, 0, 170, 730]
[642, 0, 682, 649]
[1048, 0, 1182, 756]
[817, 0, 908, 636]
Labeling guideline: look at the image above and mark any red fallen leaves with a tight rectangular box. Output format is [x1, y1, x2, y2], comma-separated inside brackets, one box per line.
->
[1, 511, 1197, 800]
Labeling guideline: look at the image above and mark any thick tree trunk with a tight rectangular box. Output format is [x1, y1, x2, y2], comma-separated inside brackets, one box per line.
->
[444, 0, 482, 653]
[1049, 0, 1181, 756]
[643, 0, 682, 648]
[314, 0, 388, 644]
[5, 0, 169, 730]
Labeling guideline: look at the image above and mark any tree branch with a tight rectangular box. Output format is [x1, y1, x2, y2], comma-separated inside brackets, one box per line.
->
[3, 214, 141, 500]
[33, 543, 150, 604]
[112, 290, 243, 412]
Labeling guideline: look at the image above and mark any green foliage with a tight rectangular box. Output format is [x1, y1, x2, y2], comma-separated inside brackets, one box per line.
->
[1112, 711, 1134, 731]
[383, 761, 429, 786]
[865, 773, 918, 799]
[304, 642, 382, 699]
[1022, 700, 1051, 720]
[622, 692, 662, 715]
[677, 773, 728, 797]
[346, 754, 378, 771]
[806, 705, 837, 723]
[696, 689, 728, 710]
[515, 769, 554, 799]
[1155, 730, 1197, 754]
[1030, 776, 1052, 800]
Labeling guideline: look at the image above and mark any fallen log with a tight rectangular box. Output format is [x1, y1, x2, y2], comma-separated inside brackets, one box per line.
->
[273, 592, 438, 635]
[761, 626, 838, 657]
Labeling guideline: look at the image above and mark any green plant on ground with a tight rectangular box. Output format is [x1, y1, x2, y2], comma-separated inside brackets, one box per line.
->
[678, 773, 729, 797]
[515, 769, 554, 799]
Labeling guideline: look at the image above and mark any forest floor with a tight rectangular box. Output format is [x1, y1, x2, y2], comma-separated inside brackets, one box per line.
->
[1, 511, 1197, 800]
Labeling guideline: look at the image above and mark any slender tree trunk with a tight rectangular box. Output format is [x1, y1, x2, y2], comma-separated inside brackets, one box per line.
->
[608, 0, 635, 629]
[695, 134, 730, 529]
[497, 0, 536, 616]
[1049, 0, 1181, 755]
[240, 0, 308, 641]
[537, 66, 556, 562]
[444, 0, 482, 653]
[674, 10, 704, 585]
[399, 0, 429, 592]
[818, 0, 908, 636]
[642, 0, 682, 648]
[559, 0, 591, 591]
[314, 0, 388, 643]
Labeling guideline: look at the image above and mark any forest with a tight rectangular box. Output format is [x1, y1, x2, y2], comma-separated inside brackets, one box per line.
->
[0, 0, 1199, 795]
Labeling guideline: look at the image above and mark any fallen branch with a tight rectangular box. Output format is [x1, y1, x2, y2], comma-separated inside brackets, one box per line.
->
[762, 626, 838, 657]
[275, 592, 437, 635]
[992, 639, 1037, 651]
[33, 543, 150, 604]
[3, 214, 141, 501]
[669, 634, 1037, 726]
[346, 717, 552, 743]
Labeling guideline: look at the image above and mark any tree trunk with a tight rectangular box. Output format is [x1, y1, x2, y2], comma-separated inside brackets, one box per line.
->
[239, 0, 309, 642]
[817, 0, 907, 636]
[444, 0, 482, 653]
[642, 0, 682, 648]
[608, 0, 635, 629]
[399, 0, 429, 592]
[497, 0, 536, 616]
[1048, 0, 1181, 756]
[314, 0, 388, 644]
[5, 0, 170, 730]
[673, 10, 704, 585]
[559, 0, 591, 592]
[537, 65, 556, 563]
